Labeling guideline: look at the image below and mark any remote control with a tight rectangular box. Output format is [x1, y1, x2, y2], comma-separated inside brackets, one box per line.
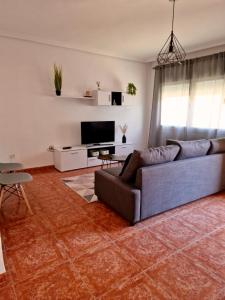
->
[62, 146, 72, 150]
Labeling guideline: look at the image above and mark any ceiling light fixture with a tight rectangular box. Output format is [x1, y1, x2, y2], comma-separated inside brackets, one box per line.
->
[157, 0, 186, 66]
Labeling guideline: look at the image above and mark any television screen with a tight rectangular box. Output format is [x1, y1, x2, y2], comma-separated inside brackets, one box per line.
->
[81, 121, 115, 144]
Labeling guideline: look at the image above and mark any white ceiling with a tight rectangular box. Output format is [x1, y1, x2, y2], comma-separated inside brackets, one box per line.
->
[0, 0, 225, 62]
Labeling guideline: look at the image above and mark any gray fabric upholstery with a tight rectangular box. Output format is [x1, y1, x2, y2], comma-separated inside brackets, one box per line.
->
[140, 145, 179, 165]
[0, 173, 32, 185]
[121, 145, 179, 183]
[103, 167, 122, 177]
[167, 139, 210, 160]
[120, 150, 141, 183]
[95, 153, 225, 224]
[136, 154, 225, 219]
[119, 153, 132, 176]
[95, 170, 141, 224]
[0, 163, 23, 172]
[208, 138, 225, 154]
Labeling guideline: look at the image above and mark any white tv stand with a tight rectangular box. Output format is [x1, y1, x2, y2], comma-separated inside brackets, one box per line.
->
[86, 143, 114, 148]
[54, 143, 134, 172]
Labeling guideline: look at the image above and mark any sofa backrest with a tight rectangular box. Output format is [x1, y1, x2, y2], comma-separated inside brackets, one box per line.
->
[166, 139, 210, 160]
[136, 153, 225, 220]
[120, 145, 180, 183]
[208, 138, 225, 155]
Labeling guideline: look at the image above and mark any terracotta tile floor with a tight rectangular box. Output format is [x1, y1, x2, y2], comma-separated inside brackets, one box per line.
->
[0, 166, 225, 299]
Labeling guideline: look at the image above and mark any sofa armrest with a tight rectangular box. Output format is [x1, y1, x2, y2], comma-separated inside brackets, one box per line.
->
[95, 170, 141, 224]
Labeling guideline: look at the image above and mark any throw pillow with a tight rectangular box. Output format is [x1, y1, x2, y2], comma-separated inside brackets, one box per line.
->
[120, 150, 141, 182]
[120, 145, 179, 183]
[119, 153, 132, 176]
[208, 138, 225, 154]
[167, 139, 210, 160]
[140, 145, 180, 165]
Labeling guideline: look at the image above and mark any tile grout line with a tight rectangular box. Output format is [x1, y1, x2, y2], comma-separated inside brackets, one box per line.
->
[2, 170, 225, 298]
[144, 223, 225, 284]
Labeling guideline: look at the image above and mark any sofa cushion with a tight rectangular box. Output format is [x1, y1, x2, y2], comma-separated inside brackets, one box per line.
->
[167, 139, 210, 160]
[104, 167, 122, 177]
[140, 145, 180, 166]
[208, 138, 225, 155]
[120, 145, 179, 182]
[119, 153, 132, 176]
[120, 150, 141, 182]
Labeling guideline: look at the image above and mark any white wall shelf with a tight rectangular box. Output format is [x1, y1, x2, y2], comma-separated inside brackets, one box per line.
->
[93, 90, 135, 106]
[53, 90, 135, 105]
[54, 95, 95, 100]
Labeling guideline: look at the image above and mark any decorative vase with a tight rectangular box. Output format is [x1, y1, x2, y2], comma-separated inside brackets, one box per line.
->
[56, 90, 61, 96]
[96, 81, 101, 90]
[122, 135, 126, 143]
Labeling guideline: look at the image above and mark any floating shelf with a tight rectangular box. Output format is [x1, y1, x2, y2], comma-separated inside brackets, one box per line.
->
[54, 95, 95, 100]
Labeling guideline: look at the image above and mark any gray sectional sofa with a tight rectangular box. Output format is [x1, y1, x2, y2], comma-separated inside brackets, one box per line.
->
[95, 138, 225, 225]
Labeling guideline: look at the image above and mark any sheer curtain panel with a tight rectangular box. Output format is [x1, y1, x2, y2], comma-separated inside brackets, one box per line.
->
[149, 52, 225, 146]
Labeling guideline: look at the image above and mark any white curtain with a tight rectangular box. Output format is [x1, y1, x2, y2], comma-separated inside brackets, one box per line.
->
[149, 52, 225, 146]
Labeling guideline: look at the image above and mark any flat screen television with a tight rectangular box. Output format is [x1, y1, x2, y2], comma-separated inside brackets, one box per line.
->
[81, 121, 115, 145]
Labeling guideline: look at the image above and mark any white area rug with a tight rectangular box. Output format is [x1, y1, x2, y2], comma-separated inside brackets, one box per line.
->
[63, 173, 98, 203]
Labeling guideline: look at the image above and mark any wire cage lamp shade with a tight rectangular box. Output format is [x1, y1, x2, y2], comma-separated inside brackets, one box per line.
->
[157, 0, 186, 66]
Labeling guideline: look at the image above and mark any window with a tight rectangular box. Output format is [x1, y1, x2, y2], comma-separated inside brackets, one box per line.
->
[161, 78, 225, 130]
[161, 82, 189, 127]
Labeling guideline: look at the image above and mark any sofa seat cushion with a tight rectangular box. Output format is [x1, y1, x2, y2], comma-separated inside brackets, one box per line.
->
[208, 138, 225, 154]
[167, 139, 210, 160]
[120, 145, 179, 182]
[103, 167, 122, 177]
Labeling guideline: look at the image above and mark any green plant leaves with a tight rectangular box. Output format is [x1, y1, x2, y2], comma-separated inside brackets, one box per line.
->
[54, 64, 62, 93]
[127, 82, 137, 95]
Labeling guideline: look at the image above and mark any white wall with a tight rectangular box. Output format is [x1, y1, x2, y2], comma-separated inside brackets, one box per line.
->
[1, 36, 222, 169]
[0, 36, 148, 168]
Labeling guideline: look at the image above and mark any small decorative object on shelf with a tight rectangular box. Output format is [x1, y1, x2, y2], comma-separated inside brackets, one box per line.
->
[119, 124, 128, 144]
[90, 150, 99, 157]
[100, 149, 109, 155]
[54, 64, 62, 96]
[127, 82, 137, 96]
[84, 90, 92, 97]
[96, 81, 101, 90]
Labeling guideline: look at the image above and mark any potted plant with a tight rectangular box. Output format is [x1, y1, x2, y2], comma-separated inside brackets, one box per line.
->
[127, 82, 137, 95]
[119, 124, 128, 143]
[54, 64, 62, 96]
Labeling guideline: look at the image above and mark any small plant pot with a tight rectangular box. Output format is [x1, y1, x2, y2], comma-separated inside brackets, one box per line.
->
[122, 135, 126, 144]
[56, 90, 61, 96]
